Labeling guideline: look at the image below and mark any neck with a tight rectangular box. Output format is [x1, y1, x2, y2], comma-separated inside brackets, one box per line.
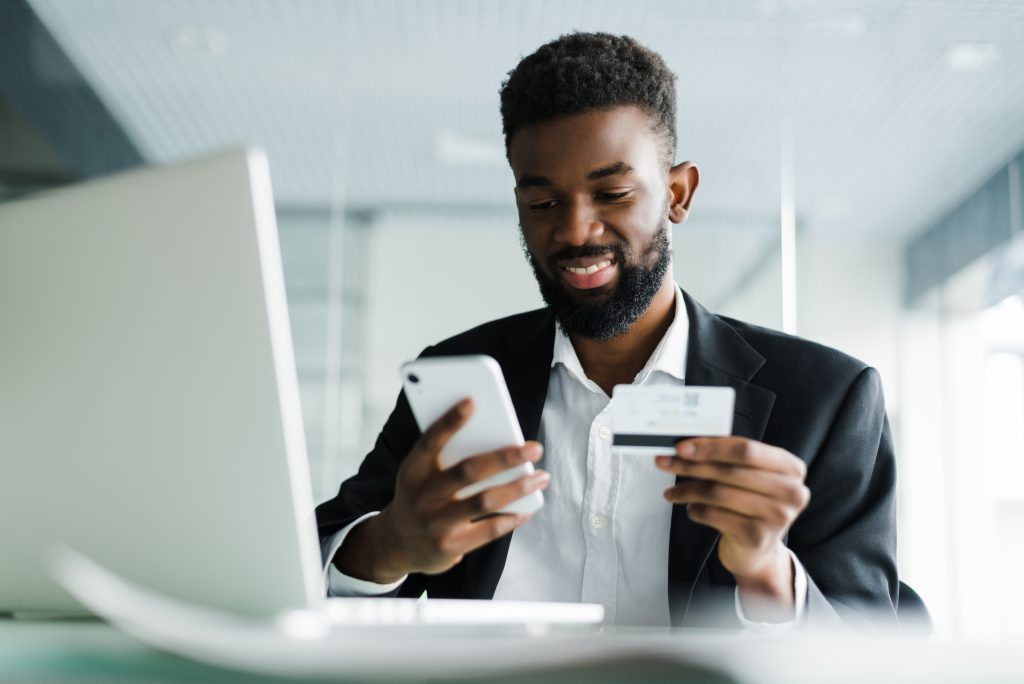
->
[569, 276, 677, 396]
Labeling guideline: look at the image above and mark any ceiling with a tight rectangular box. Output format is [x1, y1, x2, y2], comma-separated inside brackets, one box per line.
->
[24, 0, 1024, 241]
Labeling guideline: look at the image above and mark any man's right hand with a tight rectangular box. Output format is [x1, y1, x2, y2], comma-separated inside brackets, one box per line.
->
[334, 398, 549, 584]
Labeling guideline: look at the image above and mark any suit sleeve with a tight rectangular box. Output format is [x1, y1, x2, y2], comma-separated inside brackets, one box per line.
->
[313, 349, 434, 599]
[789, 366, 899, 629]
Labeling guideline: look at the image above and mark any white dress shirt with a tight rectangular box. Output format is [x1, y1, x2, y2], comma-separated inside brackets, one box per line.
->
[325, 287, 807, 626]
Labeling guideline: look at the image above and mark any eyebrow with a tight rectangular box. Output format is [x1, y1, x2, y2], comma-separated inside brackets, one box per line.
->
[587, 161, 635, 181]
[516, 161, 635, 189]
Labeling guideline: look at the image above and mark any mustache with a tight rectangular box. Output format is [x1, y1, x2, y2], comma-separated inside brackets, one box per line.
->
[547, 242, 626, 266]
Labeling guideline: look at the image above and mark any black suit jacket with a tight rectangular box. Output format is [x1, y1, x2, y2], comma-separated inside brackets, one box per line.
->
[316, 289, 899, 628]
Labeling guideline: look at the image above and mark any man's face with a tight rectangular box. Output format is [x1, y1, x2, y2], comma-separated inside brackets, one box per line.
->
[509, 106, 683, 341]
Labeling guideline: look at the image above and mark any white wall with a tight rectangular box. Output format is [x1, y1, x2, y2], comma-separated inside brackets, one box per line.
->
[672, 217, 782, 330]
[797, 235, 903, 404]
[358, 211, 542, 465]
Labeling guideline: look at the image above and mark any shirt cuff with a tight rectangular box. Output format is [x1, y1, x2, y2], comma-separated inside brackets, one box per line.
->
[322, 511, 408, 597]
[734, 548, 808, 629]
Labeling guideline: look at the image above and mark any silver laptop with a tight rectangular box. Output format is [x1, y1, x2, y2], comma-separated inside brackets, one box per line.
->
[0, 149, 602, 628]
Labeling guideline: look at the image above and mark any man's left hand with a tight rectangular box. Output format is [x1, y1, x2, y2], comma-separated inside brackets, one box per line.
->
[655, 437, 810, 617]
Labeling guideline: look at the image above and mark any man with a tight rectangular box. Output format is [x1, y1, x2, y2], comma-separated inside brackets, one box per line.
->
[315, 32, 898, 628]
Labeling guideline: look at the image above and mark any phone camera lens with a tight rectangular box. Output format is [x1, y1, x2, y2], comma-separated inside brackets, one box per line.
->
[407, 374, 420, 384]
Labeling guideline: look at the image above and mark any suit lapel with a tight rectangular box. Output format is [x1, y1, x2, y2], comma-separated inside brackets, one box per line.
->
[668, 290, 776, 625]
[458, 309, 555, 599]
[502, 311, 556, 443]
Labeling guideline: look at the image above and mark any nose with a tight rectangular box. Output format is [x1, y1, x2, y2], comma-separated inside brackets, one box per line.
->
[553, 198, 604, 247]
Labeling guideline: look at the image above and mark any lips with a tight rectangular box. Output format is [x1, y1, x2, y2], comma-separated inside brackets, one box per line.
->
[557, 255, 617, 290]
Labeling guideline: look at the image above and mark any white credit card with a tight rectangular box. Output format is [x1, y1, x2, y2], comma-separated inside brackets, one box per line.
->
[611, 385, 735, 455]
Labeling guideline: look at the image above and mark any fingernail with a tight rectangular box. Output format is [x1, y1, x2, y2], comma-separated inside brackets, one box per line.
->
[655, 455, 672, 467]
[677, 441, 696, 457]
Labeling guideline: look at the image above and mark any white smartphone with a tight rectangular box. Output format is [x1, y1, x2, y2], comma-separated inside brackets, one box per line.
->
[400, 354, 544, 515]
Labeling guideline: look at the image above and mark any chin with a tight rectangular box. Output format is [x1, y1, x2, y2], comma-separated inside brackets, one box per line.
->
[561, 290, 613, 311]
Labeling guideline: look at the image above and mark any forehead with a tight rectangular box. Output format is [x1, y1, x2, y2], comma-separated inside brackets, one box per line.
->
[508, 106, 664, 182]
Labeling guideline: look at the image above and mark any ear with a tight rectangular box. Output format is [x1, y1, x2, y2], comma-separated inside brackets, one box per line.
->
[667, 162, 700, 224]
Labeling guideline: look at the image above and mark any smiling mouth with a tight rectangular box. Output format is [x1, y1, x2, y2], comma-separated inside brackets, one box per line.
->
[560, 259, 613, 275]
[555, 255, 618, 290]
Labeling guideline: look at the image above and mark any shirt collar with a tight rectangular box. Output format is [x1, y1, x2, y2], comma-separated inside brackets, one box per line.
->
[551, 285, 689, 386]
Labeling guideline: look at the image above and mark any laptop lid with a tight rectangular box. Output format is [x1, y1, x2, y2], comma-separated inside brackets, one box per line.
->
[0, 149, 324, 617]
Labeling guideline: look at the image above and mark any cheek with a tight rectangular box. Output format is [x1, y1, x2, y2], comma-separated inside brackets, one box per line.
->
[518, 216, 549, 247]
[518, 225, 545, 261]
[637, 188, 667, 224]
[616, 194, 664, 236]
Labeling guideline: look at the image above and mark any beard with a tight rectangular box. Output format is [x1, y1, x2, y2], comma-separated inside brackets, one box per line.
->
[521, 214, 672, 342]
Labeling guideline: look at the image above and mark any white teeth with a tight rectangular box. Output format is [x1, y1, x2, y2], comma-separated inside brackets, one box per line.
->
[564, 260, 611, 275]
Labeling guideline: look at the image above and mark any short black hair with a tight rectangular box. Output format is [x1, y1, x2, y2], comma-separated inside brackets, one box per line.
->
[499, 32, 677, 165]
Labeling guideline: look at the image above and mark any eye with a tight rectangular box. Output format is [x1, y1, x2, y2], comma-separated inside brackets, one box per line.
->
[596, 190, 632, 201]
[528, 200, 558, 212]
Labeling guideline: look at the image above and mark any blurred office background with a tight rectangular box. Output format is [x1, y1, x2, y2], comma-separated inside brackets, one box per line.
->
[2, 0, 1022, 639]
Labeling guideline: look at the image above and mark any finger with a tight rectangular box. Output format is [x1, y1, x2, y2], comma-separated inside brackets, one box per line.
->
[674, 437, 806, 477]
[409, 398, 473, 474]
[437, 470, 550, 525]
[685, 503, 771, 548]
[444, 512, 534, 556]
[655, 457, 810, 504]
[433, 442, 544, 498]
[664, 479, 800, 525]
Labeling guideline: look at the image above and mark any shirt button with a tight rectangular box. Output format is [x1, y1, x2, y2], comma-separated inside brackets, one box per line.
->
[590, 514, 605, 529]
[598, 425, 612, 440]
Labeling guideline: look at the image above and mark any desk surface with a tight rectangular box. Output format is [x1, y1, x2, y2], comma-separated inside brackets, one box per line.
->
[3, 618, 1023, 684]
[0, 619, 731, 684]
